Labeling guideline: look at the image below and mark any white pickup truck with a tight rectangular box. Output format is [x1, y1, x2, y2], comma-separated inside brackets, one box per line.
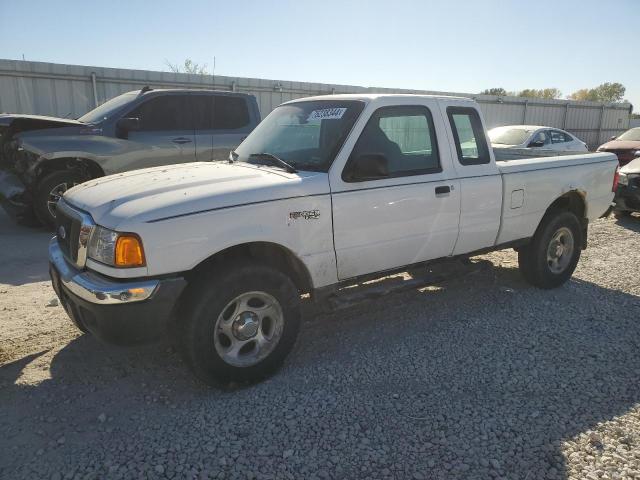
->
[49, 94, 618, 385]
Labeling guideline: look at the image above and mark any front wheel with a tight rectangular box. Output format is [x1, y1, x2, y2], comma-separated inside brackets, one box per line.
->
[178, 262, 301, 385]
[33, 170, 87, 228]
[518, 211, 582, 289]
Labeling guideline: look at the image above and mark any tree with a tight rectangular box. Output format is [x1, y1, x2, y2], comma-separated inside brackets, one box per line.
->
[165, 58, 209, 75]
[517, 88, 562, 99]
[568, 82, 626, 103]
[481, 87, 508, 96]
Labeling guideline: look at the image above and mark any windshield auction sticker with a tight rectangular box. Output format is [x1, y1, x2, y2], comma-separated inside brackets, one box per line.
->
[307, 108, 347, 121]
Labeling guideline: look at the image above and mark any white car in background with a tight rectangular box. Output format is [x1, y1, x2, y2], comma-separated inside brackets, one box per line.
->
[489, 125, 588, 152]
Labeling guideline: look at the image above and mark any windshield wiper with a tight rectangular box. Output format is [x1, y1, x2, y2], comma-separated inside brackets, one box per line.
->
[248, 153, 297, 173]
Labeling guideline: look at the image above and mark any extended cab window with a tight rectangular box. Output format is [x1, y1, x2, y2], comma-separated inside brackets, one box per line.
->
[447, 107, 490, 165]
[129, 95, 192, 131]
[347, 105, 441, 179]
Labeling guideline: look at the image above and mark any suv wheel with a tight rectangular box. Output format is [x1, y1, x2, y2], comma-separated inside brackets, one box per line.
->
[34, 171, 87, 228]
[178, 261, 301, 385]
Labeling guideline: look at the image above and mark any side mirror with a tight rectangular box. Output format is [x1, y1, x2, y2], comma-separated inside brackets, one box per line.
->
[344, 153, 389, 182]
[527, 140, 545, 148]
[610, 135, 617, 140]
[116, 117, 141, 132]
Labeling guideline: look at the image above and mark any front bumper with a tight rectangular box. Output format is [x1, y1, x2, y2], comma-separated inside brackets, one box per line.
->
[614, 184, 640, 213]
[49, 238, 187, 345]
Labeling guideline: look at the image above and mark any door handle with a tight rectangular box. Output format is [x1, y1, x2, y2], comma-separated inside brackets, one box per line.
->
[172, 137, 192, 145]
[435, 185, 451, 196]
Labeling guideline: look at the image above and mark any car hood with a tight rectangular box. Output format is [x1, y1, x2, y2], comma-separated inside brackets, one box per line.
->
[620, 157, 640, 175]
[599, 140, 640, 151]
[0, 114, 84, 134]
[63, 162, 329, 228]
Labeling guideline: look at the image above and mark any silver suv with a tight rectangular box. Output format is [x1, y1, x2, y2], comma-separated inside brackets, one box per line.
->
[0, 88, 260, 227]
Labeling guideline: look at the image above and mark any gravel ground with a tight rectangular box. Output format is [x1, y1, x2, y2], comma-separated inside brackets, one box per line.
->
[1, 209, 640, 480]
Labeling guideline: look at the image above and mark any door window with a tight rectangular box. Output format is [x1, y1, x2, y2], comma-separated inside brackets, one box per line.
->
[550, 130, 572, 143]
[214, 96, 250, 129]
[128, 95, 193, 131]
[532, 130, 551, 146]
[347, 105, 441, 179]
[446, 107, 490, 165]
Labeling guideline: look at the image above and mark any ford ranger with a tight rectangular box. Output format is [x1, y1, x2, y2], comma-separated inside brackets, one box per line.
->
[0, 88, 260, 227]
[48, 94, 618, 385]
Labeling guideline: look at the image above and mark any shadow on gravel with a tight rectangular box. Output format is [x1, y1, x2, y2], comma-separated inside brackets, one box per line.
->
[2, 260, 640, 479]
[614, 213, 640, 233]
[0, 211, 52, 286]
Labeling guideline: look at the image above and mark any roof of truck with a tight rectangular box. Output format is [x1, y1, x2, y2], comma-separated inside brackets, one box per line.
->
[283, 93, 474, 104]
[128, 88, 252, 97]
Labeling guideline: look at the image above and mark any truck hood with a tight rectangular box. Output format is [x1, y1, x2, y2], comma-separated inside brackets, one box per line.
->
[620, 157, 640, 175]
[63, 162, 330, 228]
[0, 114, 84, 134]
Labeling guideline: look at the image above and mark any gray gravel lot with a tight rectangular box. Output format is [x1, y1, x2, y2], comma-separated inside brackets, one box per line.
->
[1, 210, 640, 480]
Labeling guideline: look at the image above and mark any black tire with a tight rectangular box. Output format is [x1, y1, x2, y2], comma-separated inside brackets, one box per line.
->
[518, 211, 582, 289]
[178, 261, 301, 386]
[33, 170, 87, 228]
[613, 209, 630, 219]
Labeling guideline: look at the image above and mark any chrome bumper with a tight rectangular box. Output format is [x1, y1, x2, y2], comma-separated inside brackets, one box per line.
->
[49, 238, 158, 304]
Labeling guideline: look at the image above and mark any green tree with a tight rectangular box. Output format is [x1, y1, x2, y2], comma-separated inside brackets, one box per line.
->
[568, 82, 626, 102]
[481, 87, 508, 96]
[517, 88, 562, 99]
[165, 58, 209, 75]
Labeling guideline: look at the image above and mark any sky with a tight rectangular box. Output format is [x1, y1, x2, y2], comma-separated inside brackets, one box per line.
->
[0, 0, 638, 110]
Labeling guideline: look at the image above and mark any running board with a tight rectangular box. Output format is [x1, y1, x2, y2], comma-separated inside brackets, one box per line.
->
[319, 258, 492, 312]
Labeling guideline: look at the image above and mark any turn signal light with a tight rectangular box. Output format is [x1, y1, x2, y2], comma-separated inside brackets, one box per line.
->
[115, 235, 145, 267]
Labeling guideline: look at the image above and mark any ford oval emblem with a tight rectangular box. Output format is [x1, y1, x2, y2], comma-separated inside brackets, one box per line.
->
[58, 226, 66, 239]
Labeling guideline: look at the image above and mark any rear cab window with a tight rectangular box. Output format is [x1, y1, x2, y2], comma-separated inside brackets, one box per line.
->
[446, 106, 490, 165]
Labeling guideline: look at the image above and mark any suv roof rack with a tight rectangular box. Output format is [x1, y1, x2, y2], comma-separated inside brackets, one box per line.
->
[138, 85, 153, 95]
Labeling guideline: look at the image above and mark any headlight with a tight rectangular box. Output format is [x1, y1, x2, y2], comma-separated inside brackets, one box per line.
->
[88, 226, 146, 268]
[618, 172, 628, 186]
[634, 150, 640, 158]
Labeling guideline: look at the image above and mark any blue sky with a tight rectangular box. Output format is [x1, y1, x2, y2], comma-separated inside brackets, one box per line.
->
[1, 0, 638, 110]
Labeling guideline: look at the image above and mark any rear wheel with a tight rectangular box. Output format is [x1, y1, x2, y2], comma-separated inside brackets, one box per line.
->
[518, 211, 582, 289]
[178, 262, 301, 385]
[34, 170, 87, 228]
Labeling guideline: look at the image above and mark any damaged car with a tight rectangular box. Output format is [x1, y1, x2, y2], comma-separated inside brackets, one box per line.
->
[0, 88, 260, 227]
[613, 156, 640, 218]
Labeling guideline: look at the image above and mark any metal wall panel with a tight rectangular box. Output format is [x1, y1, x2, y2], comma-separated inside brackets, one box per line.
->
[0, 59, 631, 149]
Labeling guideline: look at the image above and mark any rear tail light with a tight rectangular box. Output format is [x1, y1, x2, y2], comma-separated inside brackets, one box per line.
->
[612, 167, 619, 192]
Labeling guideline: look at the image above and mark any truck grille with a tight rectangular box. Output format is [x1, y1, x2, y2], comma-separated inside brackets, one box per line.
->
[54, 200, 95, 268]
[55, 205, 80, 263]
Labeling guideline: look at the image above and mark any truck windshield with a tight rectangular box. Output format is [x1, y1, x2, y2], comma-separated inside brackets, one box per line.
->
[489, 127, 533, 145]
[77, 92, 138, 124]
[617, 128, 640, 141]
[234, 100, 365, 172]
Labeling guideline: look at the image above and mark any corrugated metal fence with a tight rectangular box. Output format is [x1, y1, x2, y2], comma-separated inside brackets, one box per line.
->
[0, 59, 632, 149]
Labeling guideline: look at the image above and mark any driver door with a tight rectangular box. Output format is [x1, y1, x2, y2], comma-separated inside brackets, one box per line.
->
[330, 103, 461, 280]
[123, 94, 196, 170]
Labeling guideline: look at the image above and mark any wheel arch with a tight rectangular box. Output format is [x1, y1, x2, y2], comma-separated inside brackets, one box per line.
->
[541, 190, 588, 249]
[34, 157, 105, 183]
[545, 190, 587, 219]
[187, 241, 314, 295]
